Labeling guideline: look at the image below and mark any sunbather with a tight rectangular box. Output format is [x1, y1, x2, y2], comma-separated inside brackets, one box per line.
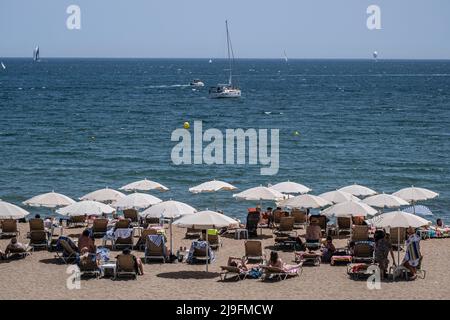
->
[305, 218, 322, 250]
[78, 229, 96, 253]
[268, 251, 297, 272]
[118, 248, 144, 275]
[5, 237, 27, 255]
[321, 236, 336, 263]
[402, 227, 422, 281]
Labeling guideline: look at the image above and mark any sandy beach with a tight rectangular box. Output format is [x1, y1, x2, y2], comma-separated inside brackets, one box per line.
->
[1, 222, 449, 300]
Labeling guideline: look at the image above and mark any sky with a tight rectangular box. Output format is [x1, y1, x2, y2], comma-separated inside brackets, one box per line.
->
[1, 0, 449, 59]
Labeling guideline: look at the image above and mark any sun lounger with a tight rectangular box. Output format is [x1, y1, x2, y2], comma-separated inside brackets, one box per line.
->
[185, 227, 201, 238]
[186, 240, 214, 264]
[220, 257, 249, 281]
[389, 227, 406, 248]
[351, 225, 370, 242]
[29, 230, 48, 250]
[351, 241, 374, 263]
[92, 219, 108, 238]
[113, 228, 133, 250]
[144, 234, 167, 263]
[136, 229, 158, 250]
[56, 238, 79, 264]
[115, 219, 131, 230]
[294, 251, 321, 266]
[1, 219, 20, 238]
[78, 254, 100, 278]
[5, 245, 32, 259]
[67, 215, 87, 228]
[337, 217, 352, 236]
[292, 209, 307, 229]
[261, 264, 302, 281]
[123, 209, 139, 226]
[243, 240, 265, 263]
[347, 263, 377, 280]
[115, 254, 138, 280]
[274, 217, 296, 236]
[29, 218, 44, 232]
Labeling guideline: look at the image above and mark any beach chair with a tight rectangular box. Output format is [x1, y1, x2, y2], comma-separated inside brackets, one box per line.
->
[337, 217, 352, 236]
[115, 254, 138, 280]
[29, 230, 48, 250]
[29, 218, 44, 232]
[243, 240, 265, 263]
[56, 239, 79, 264]
[246, 211, 260, 237]
[144, 234, 167, 263]
[294, 251, 322, 266]
[261, 264, 302, 281]
[113, 228, 134, 250]
[115, 219, 131, 230]
[390, 227, 406, 248]
[5, 245, 32, 259]
[79, 254, 100, 278]
[185, 228, 201, 238]
[136, 229, 158, 250]
[292, 209, 307, 229]
[0, 219, 20, 238]
[92, 219, 108, 238]
[316, 215, 328, 236]
[207, 234, 222, 250]
[273, 210, 283, 227]
[351, 241, 374, 263]
[67, 215, 87, 228]
[144, 217, 160, 227]
[220, 257, 249, 281]
[274, 217, 296, 236]
[351, 225, 370, 242]
[123, 209, 139, 226]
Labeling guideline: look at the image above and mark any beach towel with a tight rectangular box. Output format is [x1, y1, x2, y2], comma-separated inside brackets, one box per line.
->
[113, 228, 132, 240]
[403, 234, 421, 267]
[96, 247, 110, 262]
[186, 240, 215, 264]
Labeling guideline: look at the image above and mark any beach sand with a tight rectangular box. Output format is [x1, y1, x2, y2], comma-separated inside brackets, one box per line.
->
[1, 223, 449, 300]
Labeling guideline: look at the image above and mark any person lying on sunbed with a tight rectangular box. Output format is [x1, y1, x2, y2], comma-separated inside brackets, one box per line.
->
[268, 251, 298, 271]
[402, 227, 422, 281]
[5, 237, 27, 255]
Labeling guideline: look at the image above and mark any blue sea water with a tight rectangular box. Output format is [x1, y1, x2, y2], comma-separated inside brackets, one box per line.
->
[0, 58, 449, 221]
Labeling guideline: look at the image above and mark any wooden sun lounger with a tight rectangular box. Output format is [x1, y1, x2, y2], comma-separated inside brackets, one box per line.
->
[261, 264, 302, 281]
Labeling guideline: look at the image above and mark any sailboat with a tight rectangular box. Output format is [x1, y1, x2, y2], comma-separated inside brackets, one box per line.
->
[1, 62, 5, 70]
[208, 20, 241, 98]
[373, 51, 378, 61]
[33, 46, 40, 62]
[283, 50, 288, 62]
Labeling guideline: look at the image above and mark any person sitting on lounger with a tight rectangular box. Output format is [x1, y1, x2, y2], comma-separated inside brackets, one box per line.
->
[227, 257, 249, 271]
[79, 247, 100, 268]
[402, 227, 422, 281]
[374, 230, 396, 279]
[119, 248, 144, 275]
[5, 237, 27, 255]
[268, 251, 297, 272]
[78, 229, 96, 253]
[305, 218, 322, 250]
[321, 236, 336, 263]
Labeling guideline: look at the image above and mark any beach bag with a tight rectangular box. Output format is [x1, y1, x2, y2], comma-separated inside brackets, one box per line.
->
[247, 268, 262, 279]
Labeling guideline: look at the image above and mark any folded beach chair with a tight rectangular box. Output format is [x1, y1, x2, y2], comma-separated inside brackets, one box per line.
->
[67, 215, 87, 228]
[0, 219, 20, 238]
[113, 228, 134, 250]
[337, 217, 352, 236]
[78, 254, 100, 278]
[92, 219, 108, 238]
[115, 254, 138, 280]
[56, 238, 79, 264]
[274, 217, 296, 236]
[5, 245, 32, 259]
[29, 230, 48, 250]
[261, 264, 302, 281]
[292, 209, 307, 229]
[351, 241, 374, 263]
[220, 257, 249, 281]
[123, 209, 139, 227]
[185, 227, 202, 238]
[144, 234, 167, 263]
[29, 218, 45, 232]
[351, 225, 370, 242]
[243, 240, 265, 263]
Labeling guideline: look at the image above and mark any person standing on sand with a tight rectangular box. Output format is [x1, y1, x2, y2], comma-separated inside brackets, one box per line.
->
[374, 230, 396, 279]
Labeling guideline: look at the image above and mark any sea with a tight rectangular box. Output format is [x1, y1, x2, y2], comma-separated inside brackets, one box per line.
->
[0, 58, 449, 222]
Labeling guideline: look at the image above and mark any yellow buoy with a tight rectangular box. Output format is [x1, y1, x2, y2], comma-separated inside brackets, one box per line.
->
[183, 122, 190, 129]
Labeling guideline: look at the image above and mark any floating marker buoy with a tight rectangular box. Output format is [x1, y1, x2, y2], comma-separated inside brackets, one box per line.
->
[294, 131, 300, 136]
[183, 122, 190, 129]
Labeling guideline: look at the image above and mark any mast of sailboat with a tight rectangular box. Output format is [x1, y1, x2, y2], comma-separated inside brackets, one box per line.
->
[225, 20, 235, 86]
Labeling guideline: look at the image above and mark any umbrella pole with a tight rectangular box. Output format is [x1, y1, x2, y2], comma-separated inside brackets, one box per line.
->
[214, 193, 217, 212]
[397, 228, 400, 267]
[206, 231, 209, 272]
[170, 219, 173, 256]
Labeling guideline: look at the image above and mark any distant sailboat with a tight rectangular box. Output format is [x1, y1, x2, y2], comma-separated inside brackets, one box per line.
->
[1, 62, 5, 70]
[33, 46, 40, 62]
[209, 59, 213, 64]
[373, 51, 378, 61]
[283, 50, 288, 62]
[208, 20, 241, 98]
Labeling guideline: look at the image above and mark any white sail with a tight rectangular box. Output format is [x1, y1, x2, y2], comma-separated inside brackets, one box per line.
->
[1, 62, 5, 70]
[373, 51, 378, 60]
[283, 50, 288, 62]
[33, 46, 40, 61]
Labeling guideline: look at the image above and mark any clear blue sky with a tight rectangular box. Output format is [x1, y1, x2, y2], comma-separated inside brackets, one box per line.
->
[1, 0, 449, 59]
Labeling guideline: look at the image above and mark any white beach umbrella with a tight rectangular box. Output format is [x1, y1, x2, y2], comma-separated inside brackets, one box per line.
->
[119, 179, 169, 192]
[189, 180, 237, 211]
[338, 184, 377, 197]
[113, 192, 162, 210]
[233, 186, 284, 201]
[392, 186, 438, 203]
[23, 191, 75, 208]
[0, 200, 30, 219]
[319, 190, 359, 204]
[362, 193, 409, 209]
[402, 205, 433, 217]
[57, 200, 115, 217]
[173, 210, 239, 271]
[279, 194, 331, 209]
[80, 187, 125, 203]
[141, 200, 197, 255]
[269, 181, 311, 194]
[321, 200, 377, 217]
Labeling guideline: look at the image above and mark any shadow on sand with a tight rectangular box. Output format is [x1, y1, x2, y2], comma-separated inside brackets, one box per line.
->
[156, 270, 219, 280]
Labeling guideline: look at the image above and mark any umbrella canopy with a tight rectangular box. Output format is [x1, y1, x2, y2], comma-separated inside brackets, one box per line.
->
[279, 194, 331, 209]
[189, 180, 237, 193]
[23, 191, 75, 208]
[119, 179, 169, 192]
[80, 188, 125, 203]
[403, 205, 433, 217]
[392, 187, 439, 202]
[362, 193, 409, 208]
[57, 200, 115, 217]
[322, 200, 377, 217]
[140, 200, 197, 219]
[319, 190, 359, 204]
[369, 210, 431, 228]
[0, 200, 30, 219]
[338, 184, 377, 197]
[269, 181, 311, 194]
[172, 210, 239, 229]
[233, 186, 284, 201]
[113, 193, 162, 210]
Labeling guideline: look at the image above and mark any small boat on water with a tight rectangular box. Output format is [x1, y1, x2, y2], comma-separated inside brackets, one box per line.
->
[190, 79, 205, 87]
[209, 20, 241, 99]
[33, 45, 40, 62]
[283, 50, 288, 63]
[1, 62, 5, 70]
